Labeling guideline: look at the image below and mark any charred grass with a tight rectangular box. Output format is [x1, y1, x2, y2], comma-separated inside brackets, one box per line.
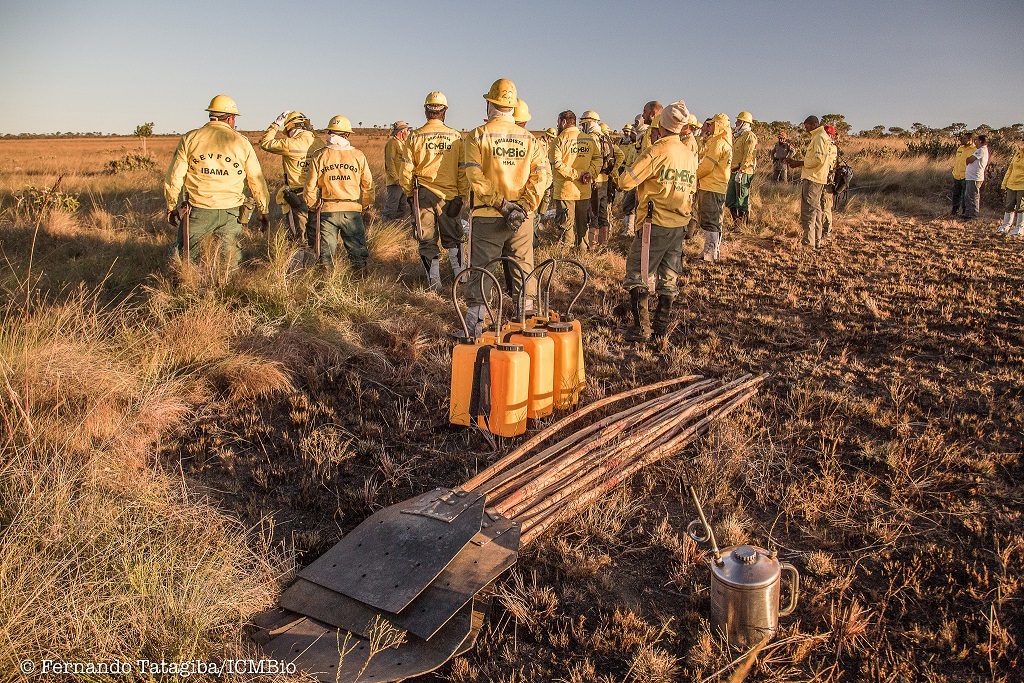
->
[0, 136, 1021, 682]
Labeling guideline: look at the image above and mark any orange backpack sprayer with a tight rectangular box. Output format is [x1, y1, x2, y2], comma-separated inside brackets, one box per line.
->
[506, 263, 556, 420]
[537, 258, 588, 408]
[449, 267, 530, 438]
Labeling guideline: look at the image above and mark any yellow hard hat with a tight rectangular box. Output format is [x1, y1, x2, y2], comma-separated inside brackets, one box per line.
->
[737, 111, 753, 124]
[483, 78, 517, 108]
[686, 114, 700, 128]
[327, 115, 353, 133]
[600, 123, 610, 133]
[425, 91, 448, 107]
[513, 98, 532, 123]
[580, 110, 600, 122]
[205, 94, 239, 116]
[623, 124, 633, 131]
[283, 111, 308, 131]
[545, 127, 557, 138]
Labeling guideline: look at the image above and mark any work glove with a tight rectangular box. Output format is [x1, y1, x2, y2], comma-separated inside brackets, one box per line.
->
[499, 199, 528, 233]
[167, 209, 180, 228]
[580, 171, 593, 184]
[273, 111, 292, 129]
[445, 195, 464, 218]
[258, 213, 270, 233]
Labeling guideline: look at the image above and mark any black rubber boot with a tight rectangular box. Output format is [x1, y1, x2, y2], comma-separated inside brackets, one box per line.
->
[624, 289, 651, 341]
[652, 294, 674, 338]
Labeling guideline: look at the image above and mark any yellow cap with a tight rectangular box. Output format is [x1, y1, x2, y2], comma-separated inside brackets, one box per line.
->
[623, 124, 633, 131]
[545, 127, 557, 138]
[483, 78, 517, 108]
[283, 111, 308, 131]
[580, 110, 600, 122]
[686, 114, 700, 128]
[513, 98, 532, 123]
[600, 123, 610, 133]
[737, 111, 753, 124]
[425, 91, 448, 107]
[327, 115, 353, 133]
[206, 94, 239, 116]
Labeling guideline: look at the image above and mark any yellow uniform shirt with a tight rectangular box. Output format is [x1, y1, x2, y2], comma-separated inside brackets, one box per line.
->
[800, 127, 835, 184]
[953, 143, 978, 180]
[464, 116, 550, 218]
[1002, 149, 1024, 191]
[259, 126, 324, 207]
[303, 144, 375, 213]
[164, 120, 270, 212]
[596, 136, 625, 183]
[616, 136, 698, 228]
[384, 136, 405, 186]
[696, 115, 733, 195]
[732, 130, 758, 174]
[550, 126, 602, 201]
[399, 119, 463, 200]
[619, 142, 637, 168]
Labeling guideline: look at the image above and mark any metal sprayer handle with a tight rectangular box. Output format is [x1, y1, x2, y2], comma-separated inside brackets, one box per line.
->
[779, 562, 800, 617]
[541, 258, 589, 320]
[481, 256, 529, 324]
[686, 519, 711, 544]
[451, 267, 504, 339]
[520, 258, 555, 322]
[687, 485, 722, 564]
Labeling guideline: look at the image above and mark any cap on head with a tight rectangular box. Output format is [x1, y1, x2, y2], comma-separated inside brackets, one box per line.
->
[580, 110, 600, 122]
[600, 123, 610, 133]
[544, 127, 557, 139]
[284, 111, 308, 131]
[327, 115, 353, 133]
[206, 94, 239, 116]
[824, 125, 837, 137]
[513, 98, 532, 123]
[659, 100, 689, 134]
[483, 78, 517, 108]
[778, 131, 788, 139]
[737, 111, 753, 124]
[424, 91, 448, 107]
[392, 120, 410, 132]
[686, 114, 700, 129]
[623, 123, 633, 131]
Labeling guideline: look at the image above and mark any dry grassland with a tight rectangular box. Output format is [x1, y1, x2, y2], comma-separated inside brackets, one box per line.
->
[0, 130, 1020, 682]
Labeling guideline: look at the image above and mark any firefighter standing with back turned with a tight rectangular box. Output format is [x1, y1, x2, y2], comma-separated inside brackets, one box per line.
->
[400, 91, 466, 290]
[551, 110, 602, 251]
[259, 111, 324, 249]
[461, 78, 550, 337]
[617, 102, 698, 342]
[164, 95, 270, 270]
[383, 121, 412, 220]
[695, 113, 733, 262]
[303, 115, 375, 270]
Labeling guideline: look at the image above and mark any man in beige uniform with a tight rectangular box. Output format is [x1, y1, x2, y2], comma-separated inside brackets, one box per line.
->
[551, 110, 602, 250]
[303, 115, 375, 269]
[786, 116, 837, 249]
[400, 91, 465, 290]
[259, 110, 324, 248]
[617, 102, 698, 341]
[462, 78, 550, 336]
[383, 121, 411, 220]
[164, 94, 270, 269]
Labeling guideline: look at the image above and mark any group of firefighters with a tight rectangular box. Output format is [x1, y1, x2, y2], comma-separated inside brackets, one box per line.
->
[162, 80, 870, 342]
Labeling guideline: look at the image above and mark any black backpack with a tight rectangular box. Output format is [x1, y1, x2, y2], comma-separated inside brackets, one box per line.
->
[597, 133, 616, 176]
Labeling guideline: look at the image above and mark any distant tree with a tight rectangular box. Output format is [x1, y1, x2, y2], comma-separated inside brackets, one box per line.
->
[888, 126, 908, 137]
[946, 122, 967, 137]
[910, 122, 932, 138]
[860, 125, 887, 138]
[821, 113, 851, 138]
[134, 122, 154, 153]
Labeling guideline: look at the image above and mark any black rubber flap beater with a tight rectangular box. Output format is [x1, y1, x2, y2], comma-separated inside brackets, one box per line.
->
[262, 598, 485, 683]
[298, 488, 485, 613]
[281, 510, 520, 640]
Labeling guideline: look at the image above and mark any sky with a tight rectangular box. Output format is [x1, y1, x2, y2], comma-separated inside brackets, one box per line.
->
[0, 0, 1021, 135]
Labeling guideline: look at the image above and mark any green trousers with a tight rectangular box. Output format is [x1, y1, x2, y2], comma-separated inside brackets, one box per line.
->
[726, 172, 753, 211]
[622, 224, 685, 296]
[801, 180, 825, 247]
[697, 190, 726, 233]
[555, 198, 592, 250]
[464, 215, 535, 308]
[175, 206, 243, 268]
[319, 211, 368, 269]
[414, 190, 463, 261]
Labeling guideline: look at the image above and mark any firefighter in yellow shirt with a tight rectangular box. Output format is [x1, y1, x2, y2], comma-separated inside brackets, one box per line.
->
[586, 119, 624, 247]
[997, 146, 1024, 236]
[786, 116, 837, 249]
[400, 91, 466, 290]
[695, 113, 733, 261]
[303, 115, 374, 270]
[461, 78, 550, 336]
[616, 102, 698, 342]
[551, 110, 602, 250]
[726, 111, 757, 226]
[534, 126, 559, 232]
[259, 111, 324, 248]
[951, 132, 976, 216]
[164, 95, 270, 269]
[383, 121, 411, 220]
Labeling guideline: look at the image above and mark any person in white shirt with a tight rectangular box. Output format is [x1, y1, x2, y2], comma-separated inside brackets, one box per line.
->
[963, 134, 989, 220]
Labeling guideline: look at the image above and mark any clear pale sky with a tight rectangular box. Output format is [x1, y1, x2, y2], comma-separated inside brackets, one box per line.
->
[1, 0, 1020, 135]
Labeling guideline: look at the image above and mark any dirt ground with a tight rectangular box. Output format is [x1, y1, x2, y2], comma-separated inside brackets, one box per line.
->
[1, 133, 1021, 682]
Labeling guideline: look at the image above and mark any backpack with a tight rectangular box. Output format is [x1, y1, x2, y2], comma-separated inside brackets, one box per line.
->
[597, 133, 616, 176]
